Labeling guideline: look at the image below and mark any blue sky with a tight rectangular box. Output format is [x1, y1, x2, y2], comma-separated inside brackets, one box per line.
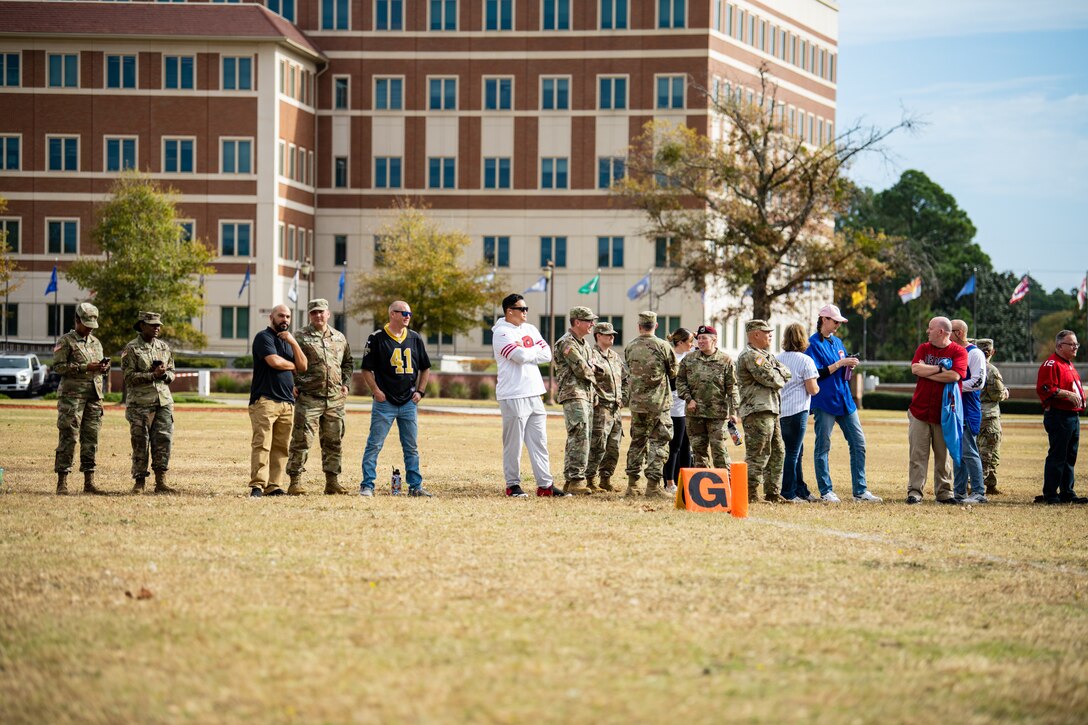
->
[837, 0, 1088, 295]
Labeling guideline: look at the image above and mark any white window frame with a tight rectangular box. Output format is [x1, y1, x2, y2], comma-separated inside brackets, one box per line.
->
[333, 74, 351, 110]
[220, 136, 254, 174]
[483, 75, 514, 111]
[427, 76, 458, 111]
[0, 217, 22, 254]
[540, 75, 571, 111]
[218, 220, 253, 258]
[541, 0, 571, 31]
[373, 75, 405, 111]
[430, 0, 459, 31]
[374, 0, 405, 31]
[103, 135, 139, 173]
[162, 54, 196, 90]
[161, 136, 196, 174]
[599, 0, 628, 30]
[45, 134, 80, 172]
[0, 51, 23, 88]
[222, 55, 255, 91]
[597, 74, 628, 110]
[176, 219, 196, 243]
[45, 217, 80, 256]
[657, 0, 686, 29]
[484, 0, 514, 31]
[0, 133, 22, 171]
[46, 52, 80, 89]
[654, 74, 686, 110]
[104, 53, 138, 90]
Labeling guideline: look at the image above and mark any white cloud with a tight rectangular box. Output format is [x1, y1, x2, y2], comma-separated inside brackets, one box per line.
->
[841, 0, 1088, 45]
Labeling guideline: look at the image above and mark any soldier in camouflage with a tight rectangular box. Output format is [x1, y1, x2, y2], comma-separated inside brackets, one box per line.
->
[976, 338, 1009, 495]
[737, 319, 792, 502]
[676, 324, 740, 474]
[287, 299, 354, 495]
[52, 302, 109, 495]
[624, 311, 679, 498]
[554, 306, 603, 494]
[586, 321, 628, 492]
[121, 312, 177, 494]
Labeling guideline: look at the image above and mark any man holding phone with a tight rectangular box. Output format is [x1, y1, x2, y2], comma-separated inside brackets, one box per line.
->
[248, 305, 307, 496]
[122, 311, 177, 494]
[52, 302, 109, 495]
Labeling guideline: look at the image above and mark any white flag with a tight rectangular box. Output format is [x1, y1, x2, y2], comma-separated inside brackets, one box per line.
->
[287, 268, 299, 303]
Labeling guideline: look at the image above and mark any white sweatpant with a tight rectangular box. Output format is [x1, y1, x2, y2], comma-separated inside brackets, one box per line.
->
[499, 396, 553, 489]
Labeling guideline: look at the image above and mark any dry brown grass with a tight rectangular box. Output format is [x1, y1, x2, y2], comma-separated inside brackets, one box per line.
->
[1, 402, 1087, 724]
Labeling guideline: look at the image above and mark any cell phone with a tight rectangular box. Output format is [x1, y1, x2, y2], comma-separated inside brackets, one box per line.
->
[152, 360, 164, 369]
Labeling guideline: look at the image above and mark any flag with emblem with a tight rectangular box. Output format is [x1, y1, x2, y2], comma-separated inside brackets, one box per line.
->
[578, 274, 599, 294]
[44, 266, 58, 296]
[1009, 276, 1030, 305]
[897, 277, 922, 304]
[627, 273, 651, 301]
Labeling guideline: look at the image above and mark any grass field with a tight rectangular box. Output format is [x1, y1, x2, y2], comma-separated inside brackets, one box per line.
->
[1, 401, 1086, 724]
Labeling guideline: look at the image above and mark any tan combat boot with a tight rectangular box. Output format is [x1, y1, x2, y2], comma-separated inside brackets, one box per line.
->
[153, 471, 178, 495]
[83, 471, 104, 495]
[287, 475, 305, 496]
[624, 475, 642, 498]
[585, 476, 598, 493]
[324, 472, 348, 495]
[598, 476, 614, 492]
[565, 479, 591, 495]
[56, 472, 69, 496]
[644, 479, 668, 499]
[132, 477, 146, 494]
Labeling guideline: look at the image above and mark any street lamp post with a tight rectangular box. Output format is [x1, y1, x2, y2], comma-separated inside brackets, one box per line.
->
[543, 259, 555, 403]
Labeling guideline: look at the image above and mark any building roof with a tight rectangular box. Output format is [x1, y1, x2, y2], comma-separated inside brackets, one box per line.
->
[0, 1, 326, 62]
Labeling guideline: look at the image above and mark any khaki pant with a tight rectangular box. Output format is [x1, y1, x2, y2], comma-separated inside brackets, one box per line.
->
[907, 410, 953, 501]
[249, 397, 294, 492]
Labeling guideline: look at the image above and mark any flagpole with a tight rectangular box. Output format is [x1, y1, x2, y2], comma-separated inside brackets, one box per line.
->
[596, 267, 601, 317]
[341, 263, 347, 334]
[972, 266, 978, 336]
[1027, 273, 1033, 362]
[545, 260, 555, 403]
[53, 258, 59, 348]
[246, 258, 252, 356]
[648, 269, 654, 312]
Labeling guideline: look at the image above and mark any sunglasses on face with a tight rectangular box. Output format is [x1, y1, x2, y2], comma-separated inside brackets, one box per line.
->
[510, 306, 529, 312]
[394, 310, 412, 317]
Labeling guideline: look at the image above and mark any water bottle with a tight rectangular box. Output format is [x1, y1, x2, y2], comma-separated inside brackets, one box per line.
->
[727, 420, 743, 446]
[391, 467, 402, 496]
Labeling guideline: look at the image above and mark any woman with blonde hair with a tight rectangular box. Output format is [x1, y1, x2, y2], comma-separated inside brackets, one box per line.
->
[777, 323, 820, 502]
[663, 327, 695, 494]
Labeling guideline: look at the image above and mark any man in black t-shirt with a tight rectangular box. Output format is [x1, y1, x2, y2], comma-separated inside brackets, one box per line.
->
[360, 300, 433, 496]
[248, 305, 308, 497]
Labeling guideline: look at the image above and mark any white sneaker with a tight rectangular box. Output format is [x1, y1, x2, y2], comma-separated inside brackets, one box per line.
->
[664, 483, 677, 495]
[804, 493, 820, 502]
[853, 491, 883, 502]
[784, 496, 808, 504]
[821, 491, 841, 503]
[962, 493, 987, 504]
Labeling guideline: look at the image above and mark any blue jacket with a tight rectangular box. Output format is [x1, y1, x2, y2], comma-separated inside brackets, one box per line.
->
[805, 332, 856, 417]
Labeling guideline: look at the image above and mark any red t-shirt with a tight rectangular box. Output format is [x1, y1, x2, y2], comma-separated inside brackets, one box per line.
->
[909, 341, 968, 424]
[1036, 353, 1085, 412]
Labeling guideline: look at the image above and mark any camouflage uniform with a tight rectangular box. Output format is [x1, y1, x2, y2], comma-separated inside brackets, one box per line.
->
[979, 359, 1006, 494]
[286, 307, 353, 493]
[624, 314, 679, 495]
[737, 337, 792, 500]
[53, 303, 106, 493]
[676, 348, 740, 471]
[554, 311, 601, 491]
[121, 316, 175, 487]
[586, 331, 628, 488]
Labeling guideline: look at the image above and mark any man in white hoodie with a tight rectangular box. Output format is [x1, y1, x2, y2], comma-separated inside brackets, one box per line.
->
[492, 293, 568, 497]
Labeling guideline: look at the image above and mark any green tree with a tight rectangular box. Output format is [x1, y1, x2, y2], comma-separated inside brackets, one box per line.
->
[65, 173, 214, 355]
[613, 66, 912, 321]
[347, 201, 505, 341]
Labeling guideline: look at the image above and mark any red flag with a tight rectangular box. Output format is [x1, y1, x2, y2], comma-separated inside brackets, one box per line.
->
[1078, 276, 1086, 310]
[1009, 276, 1030, 305]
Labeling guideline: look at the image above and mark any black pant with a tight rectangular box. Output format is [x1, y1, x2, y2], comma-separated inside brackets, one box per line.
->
[664, 415, 692, 482]
[1043, 409, 1080, 500]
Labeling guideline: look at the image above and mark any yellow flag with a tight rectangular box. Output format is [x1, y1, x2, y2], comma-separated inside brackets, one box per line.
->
[851, 282, 867, 310]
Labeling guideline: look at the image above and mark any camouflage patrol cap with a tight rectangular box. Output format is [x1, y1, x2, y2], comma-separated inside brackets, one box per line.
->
[638, 311, 657, 324]
[75, 302, 99, 329]
[745, 319, 773, 333]
[569, 306, 598, 322]
[975, 338, 994, 354]
[133, 311, 163, 332]
[308, 298, 330, 312]
[593, 321, 617, 336]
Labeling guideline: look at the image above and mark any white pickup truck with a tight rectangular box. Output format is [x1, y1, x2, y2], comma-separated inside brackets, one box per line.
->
[0, 354, 50, 396]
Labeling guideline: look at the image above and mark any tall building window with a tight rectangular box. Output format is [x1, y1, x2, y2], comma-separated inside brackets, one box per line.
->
[428, 157, 456, 188]
[598, 76, 627, 110]
[48, 304, 77, 338]
[47, 53, 78, 88]
[484, 77, 513, 110]
[655, 236, 680, 267]
[1, 303, 17, 337]
[222, 57, 253, 91]
[540, 236, 567, 267]
[0, 53, 19, 87]
[334, 157, 348, 187]
[221, 139, 253, 174]
[483, 236, 510, 267]
[0, 219, 20, 254]
[485, 0, 512, 30]
[106, 55, 137, 89]
[47, 136, 79, 172]
[163, 138, 194, 173]
[654, 316, 683, 340]
[656, 75, 685, 109]
[538, 315, 565, 342]
[322, 0, 349, 29]
[105, 137, 136, 172]
[597, 315, 624, 345]
[658, 0, 685, 28]
[0, 136, 20, 171]
[334, 76, 349, 109]
[375, 0, 403, 30]
[220, 222, 252, 257]
[164, 55, 194, 90]
[713, 0, 721, 31]
[541, 77, 569, 110]
[221, 307, 250, 340]
[542, 0, 570, 30]
[47, 219, 78, 255]
[334, 234, 348, 266]
[598, 236, 624, 268]
[540, 158, 568, 189]
[430, 0, 457, 30]
[374, 157, 402, 188]
[266, 0, 295, 22]
[375, 77, 403, 109]
[428, 77, 457, 110]
[177, 220, 195, 243]
[483, 157, 511, 189]
[597, 157, 625, 189]
[600, 0, 628, 29]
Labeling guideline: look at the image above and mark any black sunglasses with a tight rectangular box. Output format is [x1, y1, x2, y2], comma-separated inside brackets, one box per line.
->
[510, 306, 529, 312]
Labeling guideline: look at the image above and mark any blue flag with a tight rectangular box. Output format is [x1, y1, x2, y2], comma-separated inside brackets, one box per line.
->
[338, 269, 346, 302]
[955, 274, 975, 300]
[627, 273, 651, 301]
[237, 266, 250, 298]
[523, 276, 548, 294]
[44, 266, 58, 296]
